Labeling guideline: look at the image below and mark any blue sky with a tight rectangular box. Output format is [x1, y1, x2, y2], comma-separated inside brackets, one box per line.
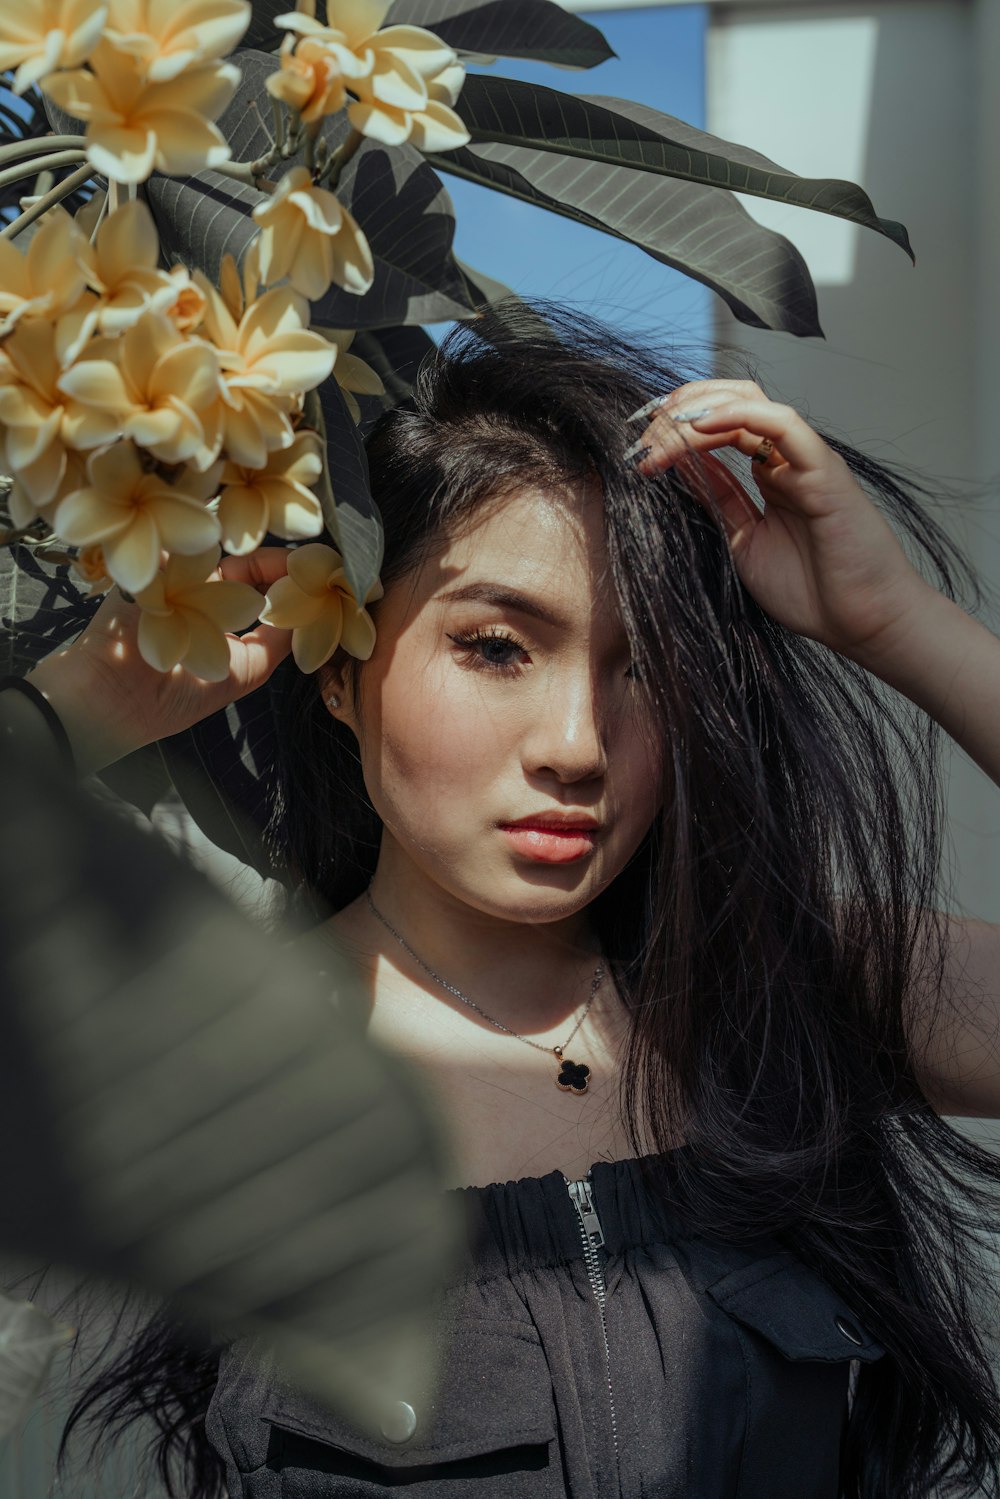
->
[437, 4, 711, 352]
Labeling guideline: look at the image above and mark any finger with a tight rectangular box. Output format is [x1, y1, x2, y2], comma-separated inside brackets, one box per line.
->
[626, 379, 766, 425]
[219, 546, 292, 593]
[675, 452, 764, 542]
[676, 400, 832, 474]
[226, 621, 294, 698]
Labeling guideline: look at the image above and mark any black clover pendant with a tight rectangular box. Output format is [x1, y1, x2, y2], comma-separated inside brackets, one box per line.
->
[555, 1058, 591, 1095]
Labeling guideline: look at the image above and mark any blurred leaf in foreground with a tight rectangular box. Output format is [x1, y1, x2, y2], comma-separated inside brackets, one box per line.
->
[0, 729, 462, 1442]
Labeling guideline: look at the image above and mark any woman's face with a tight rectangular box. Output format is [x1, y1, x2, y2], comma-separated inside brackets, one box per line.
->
[327, 480, 663, 926]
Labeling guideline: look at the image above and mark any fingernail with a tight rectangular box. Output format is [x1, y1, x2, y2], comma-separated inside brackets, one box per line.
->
[669, 406, 714, 423]
[623, 439, 652, 463]
[626, 393, 673, 424]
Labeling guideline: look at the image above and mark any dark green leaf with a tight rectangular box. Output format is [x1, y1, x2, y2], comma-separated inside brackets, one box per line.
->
[243, 0, 614, 68]
[157, 690, 285, 879]
[309, 377, 384, 604]
[451, 77, 915, 263]
[430, 145, 824, 337]
[350, 324, 438, 428]
[0, 545, 99, 678]
[0, 731, 456, 1434]
[385, 0, 615, 69]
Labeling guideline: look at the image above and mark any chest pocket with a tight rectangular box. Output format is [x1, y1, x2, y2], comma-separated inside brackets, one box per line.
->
[704, 1251, 887, 1363]
[701, 1251, 886, 1499]
[259, 1324, 562, 1497]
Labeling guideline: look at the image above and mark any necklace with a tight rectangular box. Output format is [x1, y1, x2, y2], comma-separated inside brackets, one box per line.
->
[365, 888, 604, 1096]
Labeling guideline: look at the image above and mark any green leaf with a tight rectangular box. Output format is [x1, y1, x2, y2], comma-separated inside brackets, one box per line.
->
[146, 50, 479, 328]
[242, 0, 614, 69]
[307, 377, 384, 605]
[0, 732, 458, 1437]
[350, 324, 438, 423]
[451, 77, 915, 263]
[157, 693, 284, 879]
[430, 143, 824, 337]
[385, 0, 615, 69]
[0, 1294, 71, 1440]
[0, 545, 99, 678]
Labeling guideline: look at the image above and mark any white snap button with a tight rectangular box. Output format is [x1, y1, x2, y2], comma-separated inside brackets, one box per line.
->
[835, 1315, 863, 1346]
[380, 1400, 418, 1443]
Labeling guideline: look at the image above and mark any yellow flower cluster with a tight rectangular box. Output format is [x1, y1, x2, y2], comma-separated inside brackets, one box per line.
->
[270, 0, 470, 152]
[0, 199, 380, 680]
[10, 0, 253, 183]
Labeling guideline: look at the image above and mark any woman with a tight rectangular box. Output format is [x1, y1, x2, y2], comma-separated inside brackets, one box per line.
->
[17, 305, 1000, 1496]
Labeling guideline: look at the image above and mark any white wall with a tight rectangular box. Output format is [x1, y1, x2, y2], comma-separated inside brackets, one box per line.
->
[708, 0, 1000, 927]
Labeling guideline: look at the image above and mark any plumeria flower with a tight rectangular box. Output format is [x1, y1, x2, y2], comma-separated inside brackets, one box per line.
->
[133, 545, 262, 680]
[77, 198, 180, 335]
[260, 540, 383, 672]
[0, 320, 118, 515]
[0, 212, 91, 340]
[252, 166, 374, 300]
[216, 429, 325, 555]
[0, 0, 107, 93]
[57, 308, 222, 470]
[192, 256, 336, 469]
[103, 0, 250, 82]
[275, 0, 470, 151]
[43, 39, 239, 183]
[71, 542, 114, 596]
[265, 33, 350, 123]
[164, 264, 208, 333]
[313, 326, 384, 423]
[54, 441, 221, 594]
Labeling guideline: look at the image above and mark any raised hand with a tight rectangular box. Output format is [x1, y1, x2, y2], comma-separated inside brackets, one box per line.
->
[626, 380, 936, 665]
[26, 548, 294, 777]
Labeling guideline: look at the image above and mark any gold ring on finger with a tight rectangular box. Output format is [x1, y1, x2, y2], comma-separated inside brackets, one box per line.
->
[751, 438, 774, 464]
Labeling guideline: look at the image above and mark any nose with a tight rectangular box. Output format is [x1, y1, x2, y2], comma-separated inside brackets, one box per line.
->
[522, 666, 608, 784]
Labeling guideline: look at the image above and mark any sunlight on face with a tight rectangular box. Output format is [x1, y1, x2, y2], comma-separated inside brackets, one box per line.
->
[338, 481, 663, 925]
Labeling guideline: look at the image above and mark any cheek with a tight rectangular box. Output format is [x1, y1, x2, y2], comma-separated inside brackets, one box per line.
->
[359, 659, 518, 830]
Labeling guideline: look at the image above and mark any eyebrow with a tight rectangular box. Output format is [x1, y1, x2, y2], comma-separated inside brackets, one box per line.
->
[436, 583, 567, 628]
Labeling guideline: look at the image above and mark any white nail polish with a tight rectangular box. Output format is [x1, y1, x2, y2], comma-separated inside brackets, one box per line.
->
[669, 406, 714, 423]
[626, 393, 673, 424]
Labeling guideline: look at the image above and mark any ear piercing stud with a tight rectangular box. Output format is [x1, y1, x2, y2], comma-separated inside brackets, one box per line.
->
[325, 693, 341, 709]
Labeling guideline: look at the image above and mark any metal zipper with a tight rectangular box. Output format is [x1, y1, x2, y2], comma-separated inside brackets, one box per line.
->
[565, 1173, 619, 1468]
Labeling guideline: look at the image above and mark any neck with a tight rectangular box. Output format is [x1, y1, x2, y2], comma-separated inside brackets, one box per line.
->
[358, 838, 604, 1037]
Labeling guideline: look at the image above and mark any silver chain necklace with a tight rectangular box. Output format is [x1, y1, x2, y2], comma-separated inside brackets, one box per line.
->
[365, 887, 604, 1096]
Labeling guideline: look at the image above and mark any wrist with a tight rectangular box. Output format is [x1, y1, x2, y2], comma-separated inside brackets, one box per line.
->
[25, 655, 146, 779]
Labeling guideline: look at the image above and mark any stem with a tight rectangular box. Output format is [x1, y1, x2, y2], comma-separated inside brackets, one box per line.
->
[0, 163, 94, 240]
[0, 149, 86, 192]
[212, 157, 279, 192]
[271, 97, 286, 155]
[0, 135, 87, 167]
[89, 189, 110, 244]
[323, 128, 363, 190]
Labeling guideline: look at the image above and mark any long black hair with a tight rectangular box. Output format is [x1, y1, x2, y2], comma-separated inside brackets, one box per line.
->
[62, 301, 1000, 1498]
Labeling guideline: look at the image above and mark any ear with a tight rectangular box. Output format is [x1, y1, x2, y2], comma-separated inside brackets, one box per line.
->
[317, 654, 358, 733]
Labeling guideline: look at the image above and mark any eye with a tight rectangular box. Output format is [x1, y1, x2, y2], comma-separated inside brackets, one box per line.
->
[446, 627, 531, 678]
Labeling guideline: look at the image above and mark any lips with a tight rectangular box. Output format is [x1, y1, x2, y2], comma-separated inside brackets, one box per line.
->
[500, 814, 600, 832]
[498, 816, 600, 865]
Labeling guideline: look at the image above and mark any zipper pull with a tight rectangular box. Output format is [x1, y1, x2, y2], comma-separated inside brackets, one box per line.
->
[567, 1177, 605, 1250]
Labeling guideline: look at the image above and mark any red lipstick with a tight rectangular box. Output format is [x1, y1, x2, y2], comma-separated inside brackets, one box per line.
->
[498, 812, 600, 864]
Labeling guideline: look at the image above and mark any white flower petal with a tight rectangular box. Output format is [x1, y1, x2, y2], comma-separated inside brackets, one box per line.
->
[292, 605, 342, 673]
[287, 540, 341, 595]
[138, 606, 191, 671]
[217, 483, 268, 555]
[103, 511, 163, 592]
[177, 609, 233, 680]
